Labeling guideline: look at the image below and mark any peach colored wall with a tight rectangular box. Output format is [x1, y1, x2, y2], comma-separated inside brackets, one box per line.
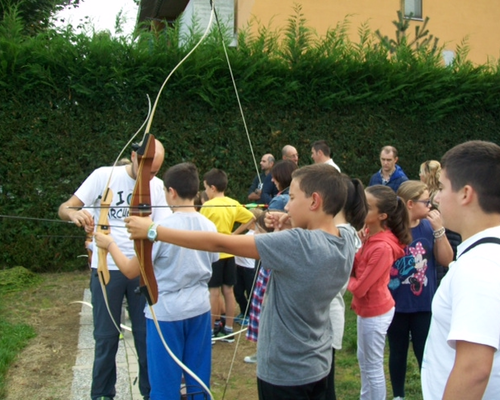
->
[236, 0, 499, 65]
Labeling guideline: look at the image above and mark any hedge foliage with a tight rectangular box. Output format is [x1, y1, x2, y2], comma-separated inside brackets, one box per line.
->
[1, 5, 499, 271]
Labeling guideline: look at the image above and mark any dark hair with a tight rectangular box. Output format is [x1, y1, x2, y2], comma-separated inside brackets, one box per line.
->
[203, 168, 228, 192]
[163, 162, 199, 200]
[312, 140, 331, 158]
[366, 185, 412, 245]
[441, 140, 500, 214]
[271, 160, 298, 191]
[292, 164, 346, 217]
[193, 190, 209, 211]
[342, 175, 367, 231]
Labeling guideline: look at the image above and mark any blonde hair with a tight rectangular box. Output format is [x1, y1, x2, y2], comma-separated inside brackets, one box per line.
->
[397, 180, 428, 203]
[249, 207, 264, 219]
[420, 160, 441, 193]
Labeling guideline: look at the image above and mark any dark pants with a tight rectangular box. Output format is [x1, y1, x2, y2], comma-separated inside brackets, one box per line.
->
[325, 348, 336, 400]
[90, 270, 150, 399]
[257, 376, 328, 400]
[387, 311, 431, 398]
[234, 265, 257, 315]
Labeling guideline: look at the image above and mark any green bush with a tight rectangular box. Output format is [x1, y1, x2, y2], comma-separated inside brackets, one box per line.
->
[1, 6, 499, 271]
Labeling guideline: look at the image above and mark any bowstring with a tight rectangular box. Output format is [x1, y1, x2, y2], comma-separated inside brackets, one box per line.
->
[212, 4, 262, 187]
[211, 4, 264, 397]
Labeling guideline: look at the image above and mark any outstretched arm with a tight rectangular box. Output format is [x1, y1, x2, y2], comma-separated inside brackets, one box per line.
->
[94, 232, 140, 279]
[125, 216, 260, 259]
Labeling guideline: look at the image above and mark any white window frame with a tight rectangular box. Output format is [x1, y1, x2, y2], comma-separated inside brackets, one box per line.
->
[404, 0, 423, 20]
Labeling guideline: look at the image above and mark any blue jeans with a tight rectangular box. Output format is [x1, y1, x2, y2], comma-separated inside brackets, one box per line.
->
[90, 270, 150, 399]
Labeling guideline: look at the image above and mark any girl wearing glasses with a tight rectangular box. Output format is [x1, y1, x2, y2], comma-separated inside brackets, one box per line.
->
[387, 180, 454, 400]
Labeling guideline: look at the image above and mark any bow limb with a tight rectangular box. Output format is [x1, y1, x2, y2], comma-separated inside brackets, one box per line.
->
[130, 133, 158, 305]
[96, 187, 113, 285]
[94, 94, 152, 286]
[142, 3, 215, 136]
[126, 4, 216, 399]
[131, 0, 216, 305]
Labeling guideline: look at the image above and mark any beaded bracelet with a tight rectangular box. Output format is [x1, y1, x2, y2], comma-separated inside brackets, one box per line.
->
[433, 227, 446, 239]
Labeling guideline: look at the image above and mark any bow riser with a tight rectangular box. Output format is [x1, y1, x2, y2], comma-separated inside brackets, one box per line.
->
[131, 133, 158, 305]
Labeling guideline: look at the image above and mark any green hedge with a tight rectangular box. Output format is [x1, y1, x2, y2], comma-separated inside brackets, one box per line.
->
[1, 7, 499, 271]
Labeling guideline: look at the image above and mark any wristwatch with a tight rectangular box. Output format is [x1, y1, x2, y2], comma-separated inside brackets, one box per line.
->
[147, 223, 159, 242]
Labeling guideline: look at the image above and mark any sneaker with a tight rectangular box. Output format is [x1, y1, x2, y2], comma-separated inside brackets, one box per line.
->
[213, 320, 223, 335]
[234, 313, 245, 324]
[240, 316, 249, 327]
[213, 327, 235, 343]
[243, 353, 257, 364]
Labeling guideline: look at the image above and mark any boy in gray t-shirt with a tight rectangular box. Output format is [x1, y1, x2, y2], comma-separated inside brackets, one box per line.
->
[124, 163, 357, 400]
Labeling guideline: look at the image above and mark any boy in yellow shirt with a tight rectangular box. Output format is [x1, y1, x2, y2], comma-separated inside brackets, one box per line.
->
[200, 168, 255, 339]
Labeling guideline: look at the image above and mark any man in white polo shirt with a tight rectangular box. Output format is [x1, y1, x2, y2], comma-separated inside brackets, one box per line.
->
[310, 140, 341, 172]
[421, 140, 500, 399]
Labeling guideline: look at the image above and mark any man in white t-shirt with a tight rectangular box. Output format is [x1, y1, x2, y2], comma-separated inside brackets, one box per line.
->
[311, 140, 341, 172]
[421, 140, 500, 400]
[58, 139, 171, 400]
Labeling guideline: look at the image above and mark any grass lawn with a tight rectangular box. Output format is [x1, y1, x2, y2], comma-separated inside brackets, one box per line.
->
[0, 267, 40, 399]
[0, 268, 425, 400]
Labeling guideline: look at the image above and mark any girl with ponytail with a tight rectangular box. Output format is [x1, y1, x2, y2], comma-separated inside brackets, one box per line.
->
[327, 175, 368, 400]
[348, 185, 411, 400]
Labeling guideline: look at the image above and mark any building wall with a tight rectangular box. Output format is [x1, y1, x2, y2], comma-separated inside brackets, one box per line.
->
[236, 0, 499, 65]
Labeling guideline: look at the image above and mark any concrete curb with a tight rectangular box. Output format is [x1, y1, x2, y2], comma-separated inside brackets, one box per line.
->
[71, 288, 142, 400]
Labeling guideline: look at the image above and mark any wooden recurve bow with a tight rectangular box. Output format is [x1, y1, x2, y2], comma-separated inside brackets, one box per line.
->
[130, 133, 158, 305]
[96, 187, 113, 285]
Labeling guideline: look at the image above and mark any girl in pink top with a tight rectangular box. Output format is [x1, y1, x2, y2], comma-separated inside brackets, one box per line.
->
[348, 185, 412, 400]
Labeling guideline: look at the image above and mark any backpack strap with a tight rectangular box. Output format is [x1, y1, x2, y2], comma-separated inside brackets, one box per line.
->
[459, 237, 500, 258]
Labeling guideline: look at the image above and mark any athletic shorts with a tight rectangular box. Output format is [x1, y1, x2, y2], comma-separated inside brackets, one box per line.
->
[208, 257, 236, 288]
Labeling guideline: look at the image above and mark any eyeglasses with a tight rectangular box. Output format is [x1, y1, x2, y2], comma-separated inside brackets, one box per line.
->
[414, 199, 432, 207]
